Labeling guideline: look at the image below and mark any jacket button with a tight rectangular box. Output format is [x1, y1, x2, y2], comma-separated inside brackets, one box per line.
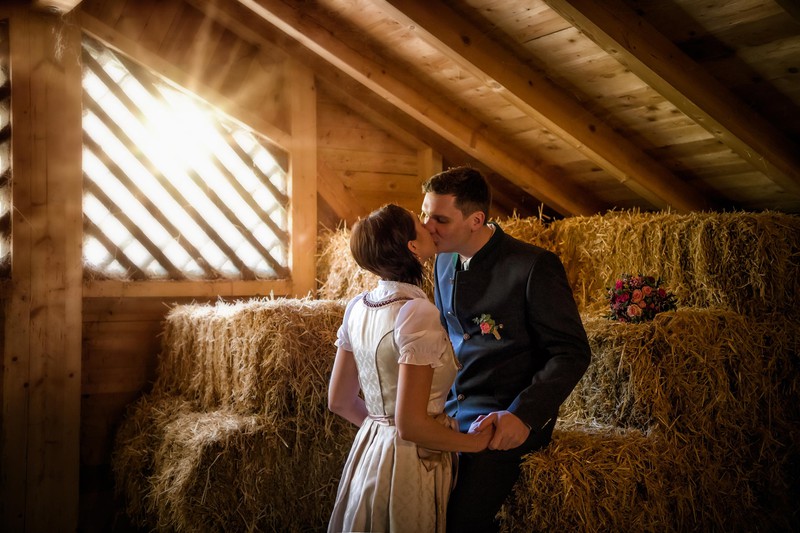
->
[463, 333, 470, 340]
[457, 394, 465, 401]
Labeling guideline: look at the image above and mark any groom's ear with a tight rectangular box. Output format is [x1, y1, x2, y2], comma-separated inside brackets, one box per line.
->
[468, 210, 485, 229]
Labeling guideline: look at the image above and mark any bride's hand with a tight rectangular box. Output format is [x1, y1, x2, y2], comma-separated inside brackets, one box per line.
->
[468, 412, 498, 434]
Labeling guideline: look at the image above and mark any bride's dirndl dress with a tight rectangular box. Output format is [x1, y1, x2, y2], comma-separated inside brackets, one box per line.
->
[328, 281, 459, 533]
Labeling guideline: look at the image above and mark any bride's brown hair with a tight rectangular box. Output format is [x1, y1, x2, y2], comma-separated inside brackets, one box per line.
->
[350, 204, 424, 286]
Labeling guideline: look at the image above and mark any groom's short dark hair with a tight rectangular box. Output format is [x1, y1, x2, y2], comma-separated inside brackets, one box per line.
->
[422, 166, 491, 220]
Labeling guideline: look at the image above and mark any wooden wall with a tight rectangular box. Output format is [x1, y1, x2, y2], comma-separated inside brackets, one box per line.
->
[76, 108, 430, 532]
[317, 85, 427, 229]
[79, 295, 210, 531]
[0, 3, 440, 532]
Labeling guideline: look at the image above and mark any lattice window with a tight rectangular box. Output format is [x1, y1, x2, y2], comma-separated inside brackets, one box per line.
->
[0, 20, 9, 279]
[81, 36, 289, 281]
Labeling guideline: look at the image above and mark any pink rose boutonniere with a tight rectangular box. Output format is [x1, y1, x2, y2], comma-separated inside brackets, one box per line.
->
[473, 313, 503, 340]
[606, 273, 677, 324]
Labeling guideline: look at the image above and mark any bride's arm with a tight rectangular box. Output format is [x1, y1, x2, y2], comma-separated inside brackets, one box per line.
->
[396, 363, 493, 452]
[328, 346, 368, 426]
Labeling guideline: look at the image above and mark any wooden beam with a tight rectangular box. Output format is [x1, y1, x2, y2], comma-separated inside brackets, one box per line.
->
[2, 7, 83, 531]
[417, 147, 442, 187]
[189, 1, 551, 216]
[236, 0, 604, 216]
[83, 279, 292, 298]
[379, 0, 709, 212]
[78, 11, 292, 151]
[287, 59, 317, 297]
[544, 0, 800, 198]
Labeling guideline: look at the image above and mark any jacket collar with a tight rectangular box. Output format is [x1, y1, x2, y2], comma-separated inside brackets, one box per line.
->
[453, 222, 505, 272]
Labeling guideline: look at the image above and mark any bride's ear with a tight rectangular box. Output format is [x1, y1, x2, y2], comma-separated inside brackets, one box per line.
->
[407, 239, 420, 258]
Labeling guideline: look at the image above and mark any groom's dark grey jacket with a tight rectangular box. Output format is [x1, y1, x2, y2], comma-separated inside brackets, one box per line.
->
[433, 224, 591, 441]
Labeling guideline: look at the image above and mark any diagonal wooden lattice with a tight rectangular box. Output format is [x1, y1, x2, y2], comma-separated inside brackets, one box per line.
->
[81, 36, 289, 281]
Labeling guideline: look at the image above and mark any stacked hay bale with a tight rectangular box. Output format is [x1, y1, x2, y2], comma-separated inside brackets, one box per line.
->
[317, 210, 800, 531]
[319, 211, 800, 319]
[546, 211, 800, 317]
[114, 210, 800, 532]
[112, 298, 354, 532]
[496, 211, 800, 532]
[502, 310, 800, 532]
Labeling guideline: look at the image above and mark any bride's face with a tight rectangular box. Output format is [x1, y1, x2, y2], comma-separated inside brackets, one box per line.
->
[410, 216, 437, 262]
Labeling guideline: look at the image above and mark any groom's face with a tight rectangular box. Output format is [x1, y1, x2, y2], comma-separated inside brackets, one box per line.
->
[420, 193, 474, 254]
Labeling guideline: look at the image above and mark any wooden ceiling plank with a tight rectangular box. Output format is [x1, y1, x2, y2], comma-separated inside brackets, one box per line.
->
[188, 1, 550, 216]
[235, 0, 603, 216]
[544, 0, 800, 198]
[137, 0, 183, 53]
[379, 0, 708, 212]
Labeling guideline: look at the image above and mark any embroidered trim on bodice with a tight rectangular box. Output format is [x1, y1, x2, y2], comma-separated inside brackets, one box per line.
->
[362, 294, 412, 308]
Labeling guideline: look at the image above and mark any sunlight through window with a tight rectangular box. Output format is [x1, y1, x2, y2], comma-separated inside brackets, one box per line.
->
[81, 36, 289, 281]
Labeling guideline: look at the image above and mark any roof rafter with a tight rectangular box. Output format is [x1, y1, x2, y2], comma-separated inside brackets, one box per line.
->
[236, 0, 604, 215]
[379, 0, 709, 212]
[544, 0, 800, 198]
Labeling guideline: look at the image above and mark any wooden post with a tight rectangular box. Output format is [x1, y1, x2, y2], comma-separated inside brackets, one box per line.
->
[287, 59, 317, 297]
[2, 6, 83, 531]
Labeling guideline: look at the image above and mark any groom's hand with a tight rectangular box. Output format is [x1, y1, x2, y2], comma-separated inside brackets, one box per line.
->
[487, 411, 530, 450]
[468, 412, 498, 434]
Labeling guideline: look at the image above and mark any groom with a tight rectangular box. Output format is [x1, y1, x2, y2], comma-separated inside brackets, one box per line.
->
[421, 166, 591, 533]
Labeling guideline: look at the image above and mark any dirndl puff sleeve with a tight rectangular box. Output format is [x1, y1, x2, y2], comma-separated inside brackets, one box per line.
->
[334, 292, 365, 352]
[394, 299, 450, 368]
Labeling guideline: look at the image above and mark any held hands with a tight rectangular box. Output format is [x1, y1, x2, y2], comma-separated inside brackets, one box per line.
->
[466, 412, 496, 451]
[468, 410, 530, 451]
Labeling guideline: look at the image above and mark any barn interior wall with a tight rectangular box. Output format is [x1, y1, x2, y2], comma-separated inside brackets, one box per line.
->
[0, 3, 433, 532]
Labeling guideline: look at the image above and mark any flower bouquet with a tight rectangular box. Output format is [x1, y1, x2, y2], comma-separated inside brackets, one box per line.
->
[606, 274, 677, 323]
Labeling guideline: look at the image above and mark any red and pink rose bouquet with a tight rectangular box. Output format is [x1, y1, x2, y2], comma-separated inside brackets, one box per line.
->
[606, 274, 677, 323]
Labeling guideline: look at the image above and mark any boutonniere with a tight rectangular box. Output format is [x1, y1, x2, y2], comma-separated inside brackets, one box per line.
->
[473, 313, 503, 340]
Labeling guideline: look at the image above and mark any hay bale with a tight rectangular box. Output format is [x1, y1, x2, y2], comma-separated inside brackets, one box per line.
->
[500, 422, 677, 532]
[547, 211, 800, 315]
[564, 309, 800, 439]
[317, 211, 800, 316]
[551, 309, 800, 530]
[501, 420, 798, 532]
[111, 394, 198, 529]
[154, 298, 345, 418]
[496, 212, 552, 250]
[147, 408, 355, 532]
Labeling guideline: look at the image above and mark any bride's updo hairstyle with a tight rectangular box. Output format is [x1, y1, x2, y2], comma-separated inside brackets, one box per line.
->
[350, 203, 424, 286]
